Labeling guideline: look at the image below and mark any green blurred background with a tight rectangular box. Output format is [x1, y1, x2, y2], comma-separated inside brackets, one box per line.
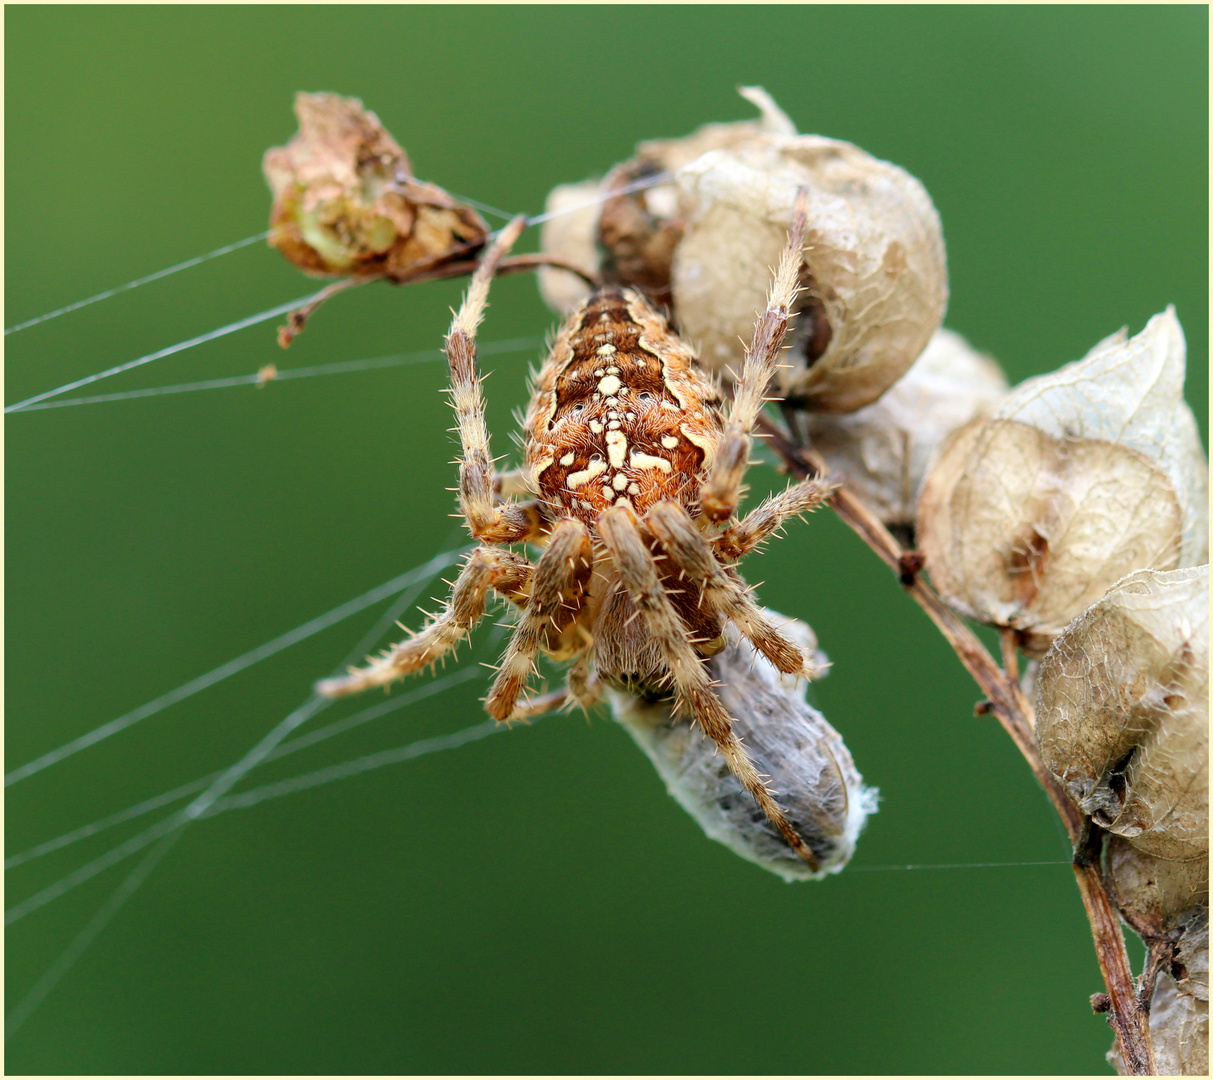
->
[6, 5, 1207, 1074]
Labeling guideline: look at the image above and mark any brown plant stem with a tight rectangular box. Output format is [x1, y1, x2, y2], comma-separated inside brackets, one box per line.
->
[279, 255, 599, 347]
[757, 418, 1158, 1075]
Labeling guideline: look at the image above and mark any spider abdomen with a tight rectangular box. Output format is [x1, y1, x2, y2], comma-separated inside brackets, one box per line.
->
[526, 288, 724, 524]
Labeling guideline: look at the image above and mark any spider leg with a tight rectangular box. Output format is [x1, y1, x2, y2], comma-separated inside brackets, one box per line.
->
[445, 215, 544, 544]
[646, 500, 815, 678]
[506, 687, 571, 720]
[506, 651, 603, 721]
[316, 546, 533, 698]
[597, 504, 819, 871]
[700, 188, 810, 525]
[714, 475, 836, 561]
[485, 519, 593, 721]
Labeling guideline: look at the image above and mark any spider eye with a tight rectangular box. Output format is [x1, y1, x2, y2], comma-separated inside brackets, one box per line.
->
[638, 392, 654, 402]
[571, 403, 585, 413]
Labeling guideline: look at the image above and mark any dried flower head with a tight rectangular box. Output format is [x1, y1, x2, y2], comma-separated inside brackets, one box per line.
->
[804, 327, 1007, 528]
[918, 308, 1208, 653]
[610, 612, 878, 881]
[1035, 565, 1209, 862]
[538, 87, 948, 413]
[263, 92, 488, 280]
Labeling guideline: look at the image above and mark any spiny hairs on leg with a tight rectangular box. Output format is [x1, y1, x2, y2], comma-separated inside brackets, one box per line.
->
[597, 504, 820, 871]
[316, 547, 532, 698]
[645, 500, 809, 678]
[444, 215, 540, 544]
[715, 475, 836, 561]
[485, 519, 592, 721]
[701, 187, 811, 525]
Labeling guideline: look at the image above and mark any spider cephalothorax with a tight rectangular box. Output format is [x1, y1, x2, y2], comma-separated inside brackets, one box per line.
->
[318, 192, 834, 868]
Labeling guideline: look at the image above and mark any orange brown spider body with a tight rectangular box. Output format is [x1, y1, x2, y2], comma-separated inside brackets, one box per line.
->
[317, 193, 835, 868]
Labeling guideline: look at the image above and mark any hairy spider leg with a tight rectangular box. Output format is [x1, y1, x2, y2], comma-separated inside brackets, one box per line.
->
[446, 215, 549, 544]
[597, 503, 820, 871]
[700, 188, 810, 525]
[646, 500, 809, 677]
[316, 547, 533, 697]
[714, 475, 835, 561]
[485, 519, 593, 721]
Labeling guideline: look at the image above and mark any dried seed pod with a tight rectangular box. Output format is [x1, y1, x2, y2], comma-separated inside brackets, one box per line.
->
[918, 308, 1208, 652]
[537, 87, 948, 412]
[1107, 835, 1208, 939]
[536, 87, 794, 318]
[1035, 566, 1209, 861]
[610, 612, 878, 881]
[536, 179, 602, 317]
[672, 135, 947, 412]
[263, 92, 487, 280]
[804, 327, 1008, 528]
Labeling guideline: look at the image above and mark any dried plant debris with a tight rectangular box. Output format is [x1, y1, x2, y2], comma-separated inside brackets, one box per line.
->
[805, 327, 1007, 528]
[918, 309, 1208, 653]
[264, 92, 488, 281]
[610, 612, 878, 881]
[538, 86, 948, 412]
[1035, 566, 1208, 863]
[1111, 909, 1209, 1076]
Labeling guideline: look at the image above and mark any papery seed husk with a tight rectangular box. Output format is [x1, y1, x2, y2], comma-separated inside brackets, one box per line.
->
[264, 92, 487, 280]
[1107, 834, 1209, 938]
[919, 419, 1183, 652]
[671, 130, 947, 412]
[538, 87, 794, 320]
[1004, 308, 1207, 567]
[537, 179, 602, 316]
[1036, 566, 1209, 861]
[537, 87, 948, 414]
[610, 613, 877, 881]
[805, 327, 1007, 527]
[918, 309, 1207, 650]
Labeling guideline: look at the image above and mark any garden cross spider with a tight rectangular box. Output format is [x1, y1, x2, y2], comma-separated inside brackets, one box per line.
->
[318, 190, 834, 869]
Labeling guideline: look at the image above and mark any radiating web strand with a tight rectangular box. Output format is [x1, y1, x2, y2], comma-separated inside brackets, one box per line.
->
[4, 292, 318, 414]
[850, 859, 1070, 872]
[5, 830, 185, 1040]
[5, 546, 469, 786]
[5, 632, 480, 871]
[5, 551, 495, 1042]
[4, 231, 270, 336]
[12, 336, 544, 412]
[8, 606, 500, 872]
[6, 531, 466, 916]
[5, 165, 682, 416]
[3, 162, 674, 342]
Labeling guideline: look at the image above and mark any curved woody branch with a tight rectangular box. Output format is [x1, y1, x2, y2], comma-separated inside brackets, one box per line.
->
[757, 417, 1158, 1076]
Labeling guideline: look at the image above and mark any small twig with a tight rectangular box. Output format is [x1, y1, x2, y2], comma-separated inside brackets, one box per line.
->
[1137, 939, 1174, 1012]
[756, 413, 1157, 1075]
[278, 256, 599, 347]
[278, 277, 375, 347]
[1000, 626, 1020, 684]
